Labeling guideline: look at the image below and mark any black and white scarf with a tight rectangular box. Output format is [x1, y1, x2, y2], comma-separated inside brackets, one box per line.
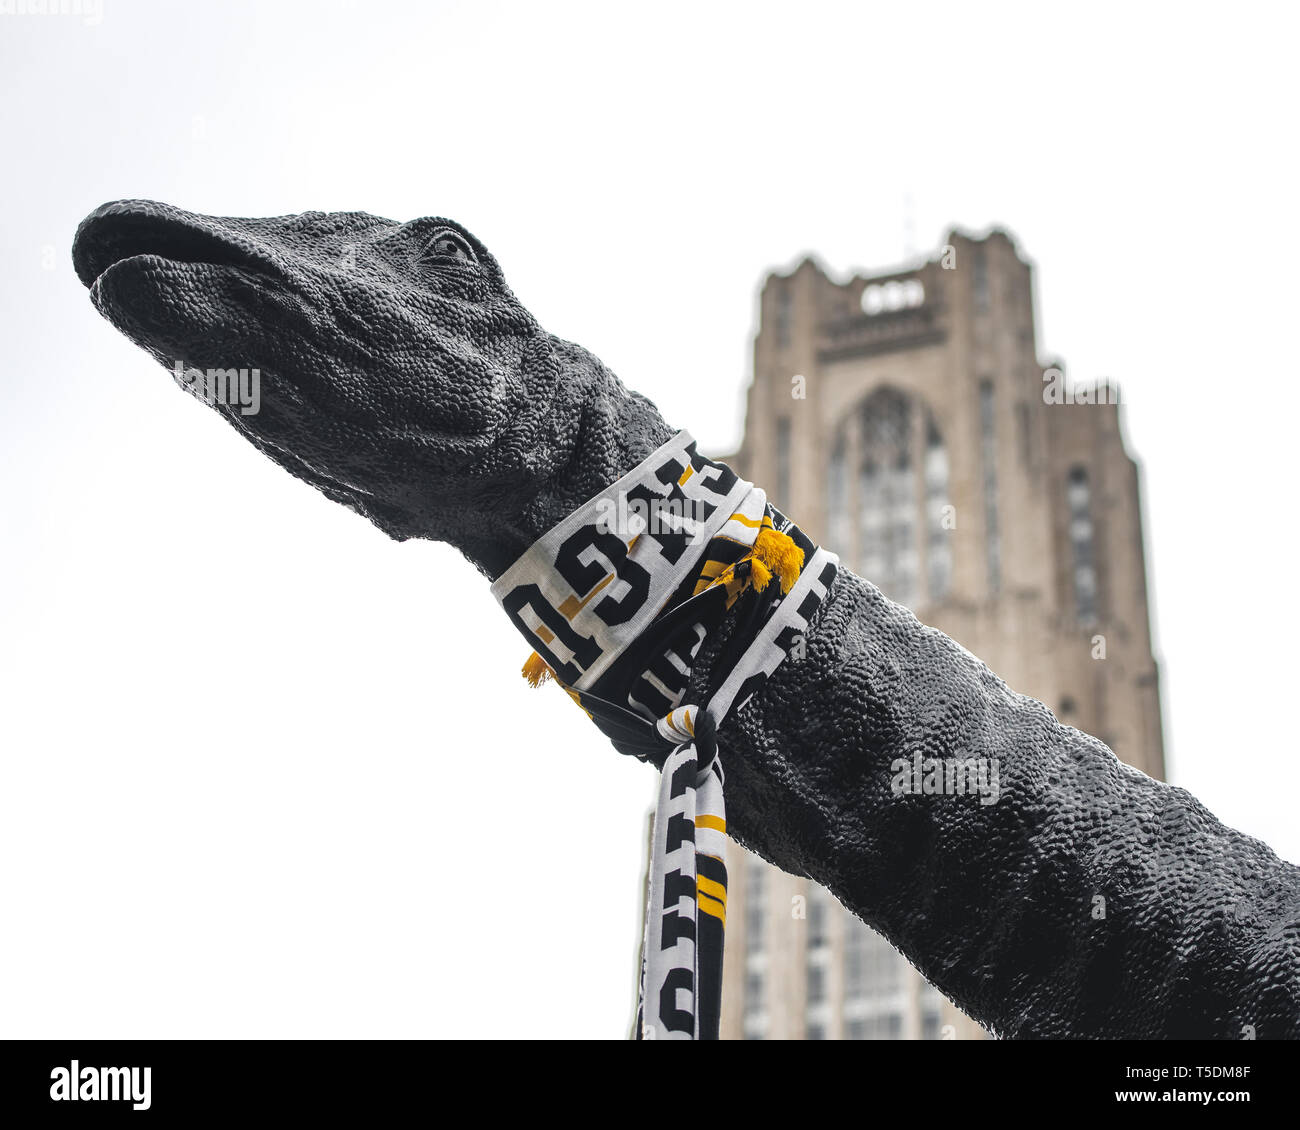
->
[490, 431, 838, 1039]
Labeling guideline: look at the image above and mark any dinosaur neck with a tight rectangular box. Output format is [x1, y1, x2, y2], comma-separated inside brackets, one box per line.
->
[463, 337, 676, 581]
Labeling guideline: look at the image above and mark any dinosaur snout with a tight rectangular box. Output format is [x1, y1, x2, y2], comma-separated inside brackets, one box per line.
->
[72, 199, 280, 290]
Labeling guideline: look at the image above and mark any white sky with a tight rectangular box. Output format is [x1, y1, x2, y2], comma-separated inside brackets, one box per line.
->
[1, 0, 1297, 1038]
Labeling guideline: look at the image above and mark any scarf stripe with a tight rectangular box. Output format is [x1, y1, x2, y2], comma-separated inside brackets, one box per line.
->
[490, 431, 838, 1039]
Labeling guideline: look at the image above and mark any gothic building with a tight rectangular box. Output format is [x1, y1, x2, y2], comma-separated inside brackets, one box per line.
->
[714, 227, 1165, 1039]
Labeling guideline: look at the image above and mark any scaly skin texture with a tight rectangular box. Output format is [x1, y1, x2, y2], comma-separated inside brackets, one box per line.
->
[74, 200, 1300, 1038]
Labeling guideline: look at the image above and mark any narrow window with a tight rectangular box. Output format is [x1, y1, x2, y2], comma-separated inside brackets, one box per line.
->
[1067, 466, 1098, 624]
[774, 416, 791, 510]
[924, 413, 952, 602]
[1016, 401, 1033, 467]
[979, 380, 1001, 595]
[805, 885, 832, 1038]
[827, 433, 851, 561]
[742, 863, 767, 1040]
[807, 963, 826, 1005]
[972, 246, 989, 313]
[808, 886, 829, 948]
[775, 287, 792, 348]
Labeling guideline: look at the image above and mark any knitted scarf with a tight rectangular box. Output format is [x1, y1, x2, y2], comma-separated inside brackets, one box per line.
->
[490, 431, 838, 1039]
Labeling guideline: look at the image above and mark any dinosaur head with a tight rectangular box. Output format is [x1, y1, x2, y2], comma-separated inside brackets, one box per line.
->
[73, 199, 672, 576]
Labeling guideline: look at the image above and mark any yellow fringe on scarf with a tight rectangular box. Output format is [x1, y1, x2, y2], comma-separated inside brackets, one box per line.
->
[751, 525, 803, 594]
[520, 524, 804, 688]
[522, 651, 553, 687]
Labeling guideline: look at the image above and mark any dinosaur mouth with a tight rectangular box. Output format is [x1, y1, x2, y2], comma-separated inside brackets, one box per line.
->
[73, 202, 277, 291]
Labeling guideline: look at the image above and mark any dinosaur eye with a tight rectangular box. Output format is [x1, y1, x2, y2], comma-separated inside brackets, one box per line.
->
[427, 233, 474, 263]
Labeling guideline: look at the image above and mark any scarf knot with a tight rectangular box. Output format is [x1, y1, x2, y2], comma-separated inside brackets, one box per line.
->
[657, 704, 719, 781]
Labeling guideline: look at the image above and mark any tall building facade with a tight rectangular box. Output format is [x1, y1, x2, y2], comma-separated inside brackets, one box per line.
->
[716, 228, 1165, 1040]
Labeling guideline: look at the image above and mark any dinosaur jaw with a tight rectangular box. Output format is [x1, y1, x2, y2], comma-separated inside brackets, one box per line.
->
[91, 253, 256, 349]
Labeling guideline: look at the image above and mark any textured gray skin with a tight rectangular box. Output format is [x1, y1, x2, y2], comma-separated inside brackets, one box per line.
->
[74, 200, 1300, 1038]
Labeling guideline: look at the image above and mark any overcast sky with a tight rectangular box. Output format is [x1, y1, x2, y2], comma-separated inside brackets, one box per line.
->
[2, 1, 1297, 1038]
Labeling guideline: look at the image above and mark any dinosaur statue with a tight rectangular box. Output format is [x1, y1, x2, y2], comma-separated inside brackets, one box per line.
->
[72, 199, 1300, 1039]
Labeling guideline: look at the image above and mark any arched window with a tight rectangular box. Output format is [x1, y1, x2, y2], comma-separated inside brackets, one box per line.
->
[859, 390, 917, 607]
[1066, 466, 1098, 624]
[825, 387, 952, 608]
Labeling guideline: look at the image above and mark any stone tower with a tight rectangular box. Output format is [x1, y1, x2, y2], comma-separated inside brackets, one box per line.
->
[715, 228, 1165, 1039]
